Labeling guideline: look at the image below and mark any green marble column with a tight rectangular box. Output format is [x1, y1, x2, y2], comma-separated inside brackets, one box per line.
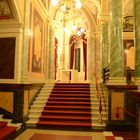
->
[101, 21, 109, 68]
[134, 0, 140, 78]
[109, 0, 124, 78]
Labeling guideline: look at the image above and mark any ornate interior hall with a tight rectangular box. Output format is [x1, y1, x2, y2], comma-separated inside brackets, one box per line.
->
[0, 0, 139, 140]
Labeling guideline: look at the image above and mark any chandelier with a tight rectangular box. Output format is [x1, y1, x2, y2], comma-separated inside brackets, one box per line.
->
[51, 0, 85, 37]
[51, 0, 82, 11]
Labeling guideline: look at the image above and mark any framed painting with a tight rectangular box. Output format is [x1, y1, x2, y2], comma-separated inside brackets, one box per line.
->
[31, 9, 43, 73]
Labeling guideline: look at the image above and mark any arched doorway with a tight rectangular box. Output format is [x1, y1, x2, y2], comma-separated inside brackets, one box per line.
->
[50, 0, 100, 83]
[69, 33, 87, 82]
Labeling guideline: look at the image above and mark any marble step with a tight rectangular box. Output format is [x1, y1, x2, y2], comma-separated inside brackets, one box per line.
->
[91, 107, 108, 111]
[35, 96, 49, 100]
[28, 113, 107, 121]
[92, 122, 106, 127]
[28, 110, 42, 116]
[91, 111, 108, 117]
[31, 101, 107, 107]
[30, 105, 45, 110]
[0, 118, 22, 130]
[37, 93, 50, 97]
[7, 123, 22, 130]
[0, 118, 12, 123]
[40, 89, 53, 92]
[26, 120, 38, 126]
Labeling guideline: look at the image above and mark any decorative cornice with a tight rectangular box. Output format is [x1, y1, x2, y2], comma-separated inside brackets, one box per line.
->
[0, 21, 24, 28]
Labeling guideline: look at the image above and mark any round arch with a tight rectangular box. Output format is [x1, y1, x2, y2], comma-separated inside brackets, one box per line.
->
[48, 0, 101, 82]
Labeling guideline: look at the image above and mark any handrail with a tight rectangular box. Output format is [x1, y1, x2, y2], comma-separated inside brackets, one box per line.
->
[126, 69, 134, 85]
[116, 106, 137, 119]
[103, 65, 110, 83]
[100, 83, 108, 112]
[94, 70, 103, 124]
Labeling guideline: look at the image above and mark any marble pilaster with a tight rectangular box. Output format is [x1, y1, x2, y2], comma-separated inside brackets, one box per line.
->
[45, 21, 50, 81]
[20, 0, 31, 83]
[101, 21, 109, 68]
[87, 32, 95, 82]
[48, 24, 55, 80]
[108, 0, 125, 84]
[94, 33, 102, 83]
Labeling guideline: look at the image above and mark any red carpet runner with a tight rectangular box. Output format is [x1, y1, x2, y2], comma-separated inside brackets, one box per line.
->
[37, 83, 92, 129]
[29, 133, 92, 140]
[0, 121, 17, 140]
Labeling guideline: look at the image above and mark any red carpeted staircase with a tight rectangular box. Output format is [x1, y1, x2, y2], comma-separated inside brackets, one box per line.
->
[37, 83, 92, 129]
[0, 121, 17, 140]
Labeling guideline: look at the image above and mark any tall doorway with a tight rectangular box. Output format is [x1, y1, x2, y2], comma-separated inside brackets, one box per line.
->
[69, 34, 87, 82]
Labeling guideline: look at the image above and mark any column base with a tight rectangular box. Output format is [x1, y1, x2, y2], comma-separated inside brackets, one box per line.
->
[107, 77, 127, 85]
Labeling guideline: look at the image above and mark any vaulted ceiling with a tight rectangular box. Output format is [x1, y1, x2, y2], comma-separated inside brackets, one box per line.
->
[48, 0, 101, 33]
[47, 0, 133, 33]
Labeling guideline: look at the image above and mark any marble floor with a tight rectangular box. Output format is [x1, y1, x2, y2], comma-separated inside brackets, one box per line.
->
[15, 129, 105, 140]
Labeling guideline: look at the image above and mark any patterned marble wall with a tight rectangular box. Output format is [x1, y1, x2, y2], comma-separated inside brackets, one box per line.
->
[0, 92, 13, 113]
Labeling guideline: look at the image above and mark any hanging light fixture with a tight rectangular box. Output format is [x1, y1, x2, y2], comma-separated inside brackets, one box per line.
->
[51, 0, 85, 37]
[51, 0, 59, 6]
[75, 0, 82, 9]
[72, 25, 77, 31]
[80, 27, 85, 33]
[64, 27, 72, 35]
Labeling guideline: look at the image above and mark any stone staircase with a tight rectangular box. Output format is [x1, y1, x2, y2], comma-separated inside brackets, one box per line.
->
[36, 83, 91, 129]
[0, 114, 22, 130]
[26, 83, 108, 129]
[0, 114, 22, 139]
[90, 83, 108, 128]
[26, 84, 54, 126]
